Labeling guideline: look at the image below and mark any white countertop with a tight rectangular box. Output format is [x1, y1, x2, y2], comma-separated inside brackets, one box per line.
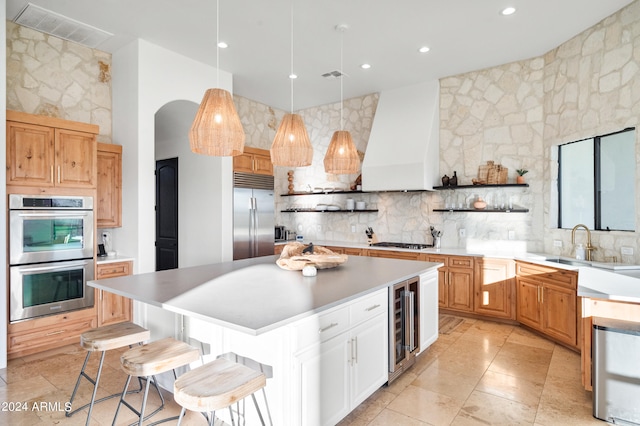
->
[296, 241, 640, 302]
[89, 254, 441, 335]
[96, 254, 135, 264]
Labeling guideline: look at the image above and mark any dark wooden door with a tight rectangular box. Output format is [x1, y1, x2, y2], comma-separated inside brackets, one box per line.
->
[155, 157, 178, 271]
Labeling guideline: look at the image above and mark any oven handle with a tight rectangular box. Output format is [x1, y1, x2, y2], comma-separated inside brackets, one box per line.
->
[14, 260, 91, 272]
[16, 212, 91, 218]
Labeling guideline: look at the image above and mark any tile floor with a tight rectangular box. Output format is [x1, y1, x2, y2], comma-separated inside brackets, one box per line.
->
[0, 316, 608, 425]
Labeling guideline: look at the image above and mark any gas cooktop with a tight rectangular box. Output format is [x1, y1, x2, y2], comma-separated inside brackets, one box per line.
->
[372, 242, 433, 250]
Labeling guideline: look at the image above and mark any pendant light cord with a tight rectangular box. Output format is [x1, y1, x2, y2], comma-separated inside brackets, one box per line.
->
[290, 0, 294, 113]
[340, 27, 344, 130]
[216, 0, 220, 87]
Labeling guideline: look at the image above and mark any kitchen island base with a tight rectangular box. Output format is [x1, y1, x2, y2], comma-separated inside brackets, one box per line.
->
[89, 255, 441, 426]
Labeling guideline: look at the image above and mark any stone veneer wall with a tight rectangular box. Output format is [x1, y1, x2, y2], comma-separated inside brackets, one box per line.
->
[6, 21, 112, 142]
[272, 94, 380, 242]
[438, 58, 545, 251]
[438, 1, 640, 261]
[542, 1, 640, 263]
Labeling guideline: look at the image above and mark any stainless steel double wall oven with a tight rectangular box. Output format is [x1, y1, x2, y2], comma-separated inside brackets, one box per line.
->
[9, 194, 95, 322]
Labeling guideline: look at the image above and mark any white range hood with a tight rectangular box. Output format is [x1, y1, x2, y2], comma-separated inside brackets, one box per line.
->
[362, 80, 440, 192]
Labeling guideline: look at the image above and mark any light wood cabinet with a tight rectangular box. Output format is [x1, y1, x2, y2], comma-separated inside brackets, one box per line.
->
[7, 307, 97, 359]
[367, 249, 424, 261]
[6, 110, 97, 190]
[96, 143, 122, 228]
[515, 261, 579, 348]
[233, 146, 273, 175]
[317, 246, 364, 256]
[429, 255, 474, 312]
[474, 258, 516, 319]
[96, 261, 133, 327]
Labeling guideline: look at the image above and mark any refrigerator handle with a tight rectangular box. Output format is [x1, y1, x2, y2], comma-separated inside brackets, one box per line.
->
[250, 197, 257, 256]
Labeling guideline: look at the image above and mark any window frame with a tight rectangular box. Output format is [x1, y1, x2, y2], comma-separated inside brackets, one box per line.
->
[558, 127, 635, 231]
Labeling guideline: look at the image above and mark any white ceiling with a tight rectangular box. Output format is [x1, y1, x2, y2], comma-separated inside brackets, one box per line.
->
[6, 0, 635, 111]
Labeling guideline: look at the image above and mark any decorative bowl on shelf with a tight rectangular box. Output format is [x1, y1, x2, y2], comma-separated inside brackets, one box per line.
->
[473, 198, 487, 210]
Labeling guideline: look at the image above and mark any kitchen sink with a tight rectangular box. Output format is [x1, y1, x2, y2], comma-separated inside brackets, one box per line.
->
[543, 257, 591, 267]
[543, 257, 640, 270]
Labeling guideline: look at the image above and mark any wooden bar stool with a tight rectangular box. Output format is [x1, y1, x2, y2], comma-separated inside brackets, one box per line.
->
[173, 357, 267, 426]
[112, 337, 200, 426]
[67, 321, 150, 425]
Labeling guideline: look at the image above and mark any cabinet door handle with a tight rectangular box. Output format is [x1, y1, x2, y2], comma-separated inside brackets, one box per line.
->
[319, 322, 338, 334]
[540, 287, 544, 304]
[45, 330, 65, 337]
[365, 304, 380, 312]
[50, 165, 54, 183]
[353, 336, 358, 364]
[57, 165, 61, 183]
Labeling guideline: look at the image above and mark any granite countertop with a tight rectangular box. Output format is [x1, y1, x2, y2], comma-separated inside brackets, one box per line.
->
[89, 254, 441, 336]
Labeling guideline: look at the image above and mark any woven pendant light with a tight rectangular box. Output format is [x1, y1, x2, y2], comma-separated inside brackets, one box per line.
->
[324, 130, 359, 174]
[324, 24, 360, 174]
[189, 88, 245, 156]
[271, 113, 313, 166]
[189, 0, 245, 156]
[270, 0, 313, 167]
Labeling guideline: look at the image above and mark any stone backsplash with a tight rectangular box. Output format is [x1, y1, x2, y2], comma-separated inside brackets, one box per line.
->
[6, 21, 113, 142]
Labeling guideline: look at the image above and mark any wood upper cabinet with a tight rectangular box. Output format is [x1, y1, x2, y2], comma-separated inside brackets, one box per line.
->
[6, 110, 98, 189]
[96, 260, 133, 327]
[97, 143, 123, 227]
[429, 255, 474, 312]
[474, 258, 516, 320]
[233, 146, 273, 175]
[515, 261, 579, 348]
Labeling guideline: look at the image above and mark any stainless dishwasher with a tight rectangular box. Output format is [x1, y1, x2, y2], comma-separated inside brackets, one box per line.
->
[593, 317, 640, 424]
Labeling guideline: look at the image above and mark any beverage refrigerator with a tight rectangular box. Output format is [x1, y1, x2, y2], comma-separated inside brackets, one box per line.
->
[233, 172, 275, 260]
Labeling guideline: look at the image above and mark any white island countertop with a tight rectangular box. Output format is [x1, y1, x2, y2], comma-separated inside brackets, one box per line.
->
[88, 254, 440, 335]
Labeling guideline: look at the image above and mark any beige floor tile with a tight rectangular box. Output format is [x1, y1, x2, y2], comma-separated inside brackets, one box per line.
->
[495, 341, 553, 366]
[429, 357, 489, 382]
[452, 390, 537, 425]
[387, 384, 464, 426]
[488, 352, 550, 385]
[506, 327, 556, 351]
[546, 345, 582, 382]
[367, 408, 430, 425]
[475, 370, 544, 408]
[385, 369, 420, 395]
[2, 315, 603, 426]
[412, 365, 479, 401]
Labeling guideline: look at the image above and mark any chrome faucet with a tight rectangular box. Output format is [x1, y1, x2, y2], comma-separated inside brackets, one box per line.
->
[571, 224, 596, 261]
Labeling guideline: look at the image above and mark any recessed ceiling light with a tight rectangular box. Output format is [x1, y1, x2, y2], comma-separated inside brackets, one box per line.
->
[418, 46, 430, 53]
[501, 7, 516, 16]
[360, 63, 371, 69]
[289, 73, 298, 79]
[217, 41, 228, 48]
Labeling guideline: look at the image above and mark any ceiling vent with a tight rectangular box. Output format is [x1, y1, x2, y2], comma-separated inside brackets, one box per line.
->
[13, 3, 113, 49]
[322, 70, 347, 79]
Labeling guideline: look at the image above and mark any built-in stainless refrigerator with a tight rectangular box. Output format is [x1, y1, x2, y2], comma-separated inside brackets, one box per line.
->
[233, 172, 275, 260]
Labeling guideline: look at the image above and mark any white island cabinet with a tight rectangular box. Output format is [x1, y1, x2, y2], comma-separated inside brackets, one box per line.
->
[419, 269, 439, 353]
[292, 289, 388, 426]
[89, 255, 441, 426]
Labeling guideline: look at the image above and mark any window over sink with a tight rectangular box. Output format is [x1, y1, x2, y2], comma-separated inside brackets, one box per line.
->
[558, 127, 635, 231]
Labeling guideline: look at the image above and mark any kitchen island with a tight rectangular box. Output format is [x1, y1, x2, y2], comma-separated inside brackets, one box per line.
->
[88, 254, 441, 425]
